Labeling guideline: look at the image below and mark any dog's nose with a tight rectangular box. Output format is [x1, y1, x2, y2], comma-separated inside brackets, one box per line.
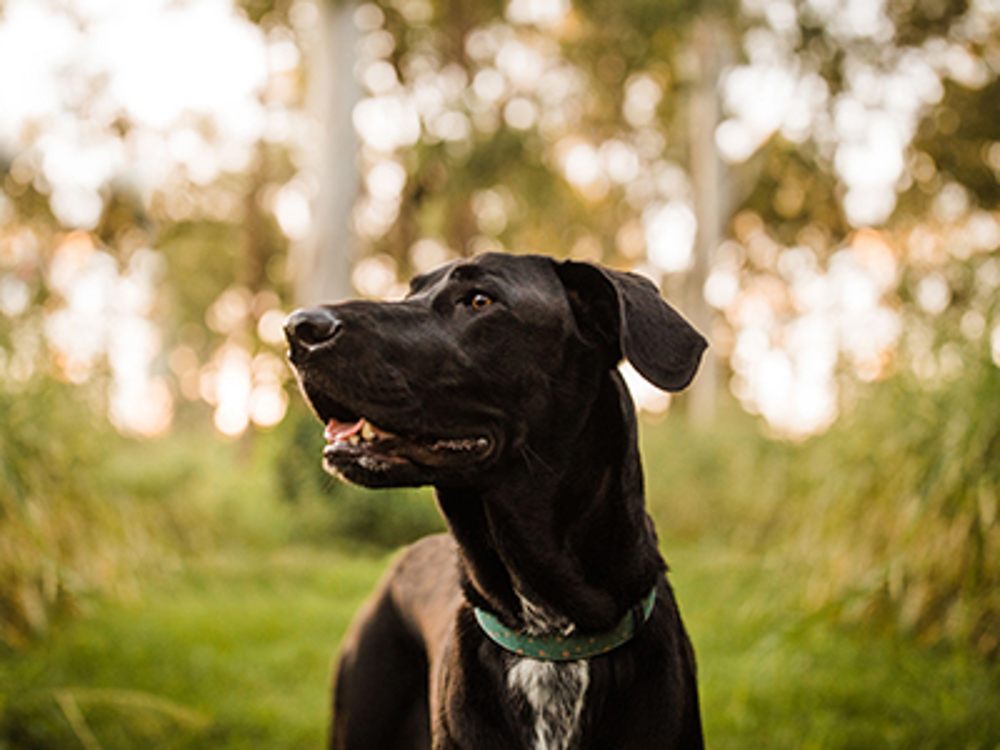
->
[284, 308, 342, 350]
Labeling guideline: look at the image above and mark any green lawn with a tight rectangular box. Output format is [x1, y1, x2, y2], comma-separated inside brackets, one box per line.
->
[0, 549, 387, 749]
[2, 539, 999, 749]
[668, 542, 1000, 750]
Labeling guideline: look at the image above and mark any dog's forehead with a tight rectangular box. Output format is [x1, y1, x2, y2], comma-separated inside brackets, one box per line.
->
[455, 253, 557, 288]
[413, 253, 566, 305]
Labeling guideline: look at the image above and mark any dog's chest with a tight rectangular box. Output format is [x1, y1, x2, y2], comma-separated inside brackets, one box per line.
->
[507, 659, 589, 750]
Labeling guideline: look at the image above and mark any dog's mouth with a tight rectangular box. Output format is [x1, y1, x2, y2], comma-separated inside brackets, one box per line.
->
[323, 414, 490, 462]
[312, 397, 494, 479]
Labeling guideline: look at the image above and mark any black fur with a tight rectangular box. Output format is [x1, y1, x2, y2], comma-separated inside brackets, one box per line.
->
[285, 253, 707, 749]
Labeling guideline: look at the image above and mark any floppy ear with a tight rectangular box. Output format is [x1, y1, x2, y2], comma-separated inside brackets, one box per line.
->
[554, 260, 708, 392]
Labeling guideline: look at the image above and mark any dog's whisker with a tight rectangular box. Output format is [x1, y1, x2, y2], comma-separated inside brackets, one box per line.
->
[521, 445, 557, 477]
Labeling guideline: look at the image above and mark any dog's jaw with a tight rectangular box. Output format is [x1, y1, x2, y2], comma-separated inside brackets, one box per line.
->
[321, 420, 495, 487]
[291, 373, 498, 486]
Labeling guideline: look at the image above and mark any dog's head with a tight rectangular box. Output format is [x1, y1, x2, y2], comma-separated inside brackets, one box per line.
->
[285, 253, 706, 489]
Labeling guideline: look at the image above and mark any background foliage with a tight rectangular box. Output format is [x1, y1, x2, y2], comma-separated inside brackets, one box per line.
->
[1, 0, 1000, 745]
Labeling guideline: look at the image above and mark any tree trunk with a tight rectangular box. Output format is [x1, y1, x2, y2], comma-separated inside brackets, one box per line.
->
[686, 16, 728, 428]
[294, 0, 362, 306]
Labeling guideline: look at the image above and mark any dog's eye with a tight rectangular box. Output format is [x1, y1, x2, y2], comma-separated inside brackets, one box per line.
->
[467, 293, 493, 310]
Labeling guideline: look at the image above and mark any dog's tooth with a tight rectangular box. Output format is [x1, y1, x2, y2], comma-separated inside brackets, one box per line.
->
[348, 434, 360, 446]
[361, 421, 377, 441]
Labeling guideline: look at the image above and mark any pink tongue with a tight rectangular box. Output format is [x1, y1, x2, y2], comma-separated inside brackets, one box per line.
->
[324, 418, 365, 444]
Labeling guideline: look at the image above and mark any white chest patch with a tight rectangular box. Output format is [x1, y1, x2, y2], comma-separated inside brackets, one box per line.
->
[507, 659, 589, 750]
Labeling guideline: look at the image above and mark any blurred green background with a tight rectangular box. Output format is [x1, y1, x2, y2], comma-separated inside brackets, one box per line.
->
[2, 0, 1000, 747]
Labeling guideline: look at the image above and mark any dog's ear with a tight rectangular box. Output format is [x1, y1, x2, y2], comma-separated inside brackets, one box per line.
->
[554, 260, 708, 392]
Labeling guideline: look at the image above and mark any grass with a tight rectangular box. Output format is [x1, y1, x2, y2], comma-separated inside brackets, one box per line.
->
[0, 548, 389, 749]
[666, 539, 1000, 750]
[3, 536, 999, 749]
[2, 394, 998, 748]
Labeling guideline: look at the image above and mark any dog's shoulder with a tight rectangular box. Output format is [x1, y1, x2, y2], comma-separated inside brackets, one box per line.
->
[391, 533, 457, 581]
[386, 534, 463, 654]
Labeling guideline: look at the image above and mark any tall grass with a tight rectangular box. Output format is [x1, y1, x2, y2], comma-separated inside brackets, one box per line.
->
[643, 347, 1000, 658]
[3, 337, 996, 661]
[0, 380, 169, 647]
[787, 353, 1000, 657]
[0, 385, 444, 650]
[0, 380, 272, 649]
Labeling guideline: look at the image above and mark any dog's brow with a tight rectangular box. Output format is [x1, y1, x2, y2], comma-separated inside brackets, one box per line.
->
[449, 264, 516, 290]
[448, 265, 488, 283]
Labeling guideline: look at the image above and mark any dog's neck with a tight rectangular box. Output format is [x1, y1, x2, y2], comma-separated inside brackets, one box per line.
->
[436, 372, 665, 634]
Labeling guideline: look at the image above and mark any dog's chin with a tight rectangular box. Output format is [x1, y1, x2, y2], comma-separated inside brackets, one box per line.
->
[324, 452, 431, 488]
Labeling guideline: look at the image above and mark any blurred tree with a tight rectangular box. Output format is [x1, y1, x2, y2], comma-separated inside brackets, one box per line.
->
[316, 0, 1000, 655]
[2, 0, 1000, 654]
[333, 0, 1000, 425]
[292, 0, 361, 305]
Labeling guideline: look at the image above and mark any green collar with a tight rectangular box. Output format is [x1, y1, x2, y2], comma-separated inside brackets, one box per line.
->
[473, 588, 657, 662]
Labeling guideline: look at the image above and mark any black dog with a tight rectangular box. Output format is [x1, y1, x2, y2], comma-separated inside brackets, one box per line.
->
[285, 253, 707, 750]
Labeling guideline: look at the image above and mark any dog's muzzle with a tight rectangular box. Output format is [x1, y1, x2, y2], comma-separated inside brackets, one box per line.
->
[282, 305, 497, 485]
